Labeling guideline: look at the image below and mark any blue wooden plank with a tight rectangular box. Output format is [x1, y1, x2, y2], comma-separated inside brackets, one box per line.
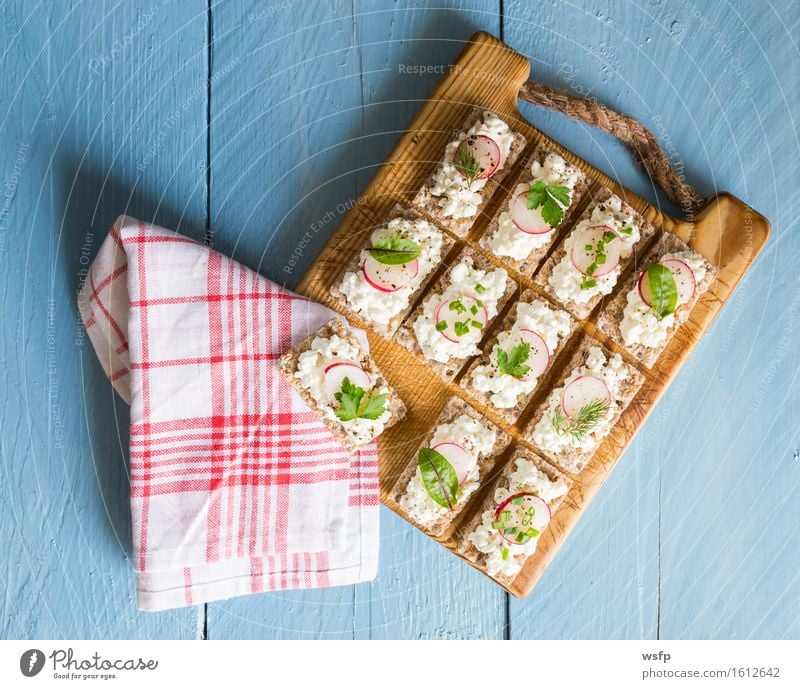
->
[0, 0, 208, 638]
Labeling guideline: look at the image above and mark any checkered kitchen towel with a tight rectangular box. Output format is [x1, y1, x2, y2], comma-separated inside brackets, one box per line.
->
[78, 216, 379, 611]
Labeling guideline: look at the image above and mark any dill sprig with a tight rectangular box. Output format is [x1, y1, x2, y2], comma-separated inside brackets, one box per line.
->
[551, 399, 610, 441]
[454, 145, 481, 188]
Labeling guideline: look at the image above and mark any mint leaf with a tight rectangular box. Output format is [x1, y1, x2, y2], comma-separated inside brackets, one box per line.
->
[647, 263, 678, 319]
[367, 237, 421, 265]
[496, 342, 531, 379]
[418, 447, 459, 509]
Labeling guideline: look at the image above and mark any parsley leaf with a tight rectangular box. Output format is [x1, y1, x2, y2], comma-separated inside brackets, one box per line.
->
[333, 376, 386, 422]
[527, 181, 571, 228]
[367, 237, 421, 265]
[358, 392, 388, 420]
[496, 342, 531, 379]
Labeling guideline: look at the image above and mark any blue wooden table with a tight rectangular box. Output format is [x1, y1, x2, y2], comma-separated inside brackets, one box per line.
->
[1, 0, 798, 640]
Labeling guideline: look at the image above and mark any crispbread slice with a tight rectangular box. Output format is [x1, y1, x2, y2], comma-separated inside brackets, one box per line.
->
[389, 396, 512, 537]
[534, 187, 657, 320]
[395, 246, 517, 383]
[328, 204, 456, 338]
[478, 144, 590, 278]
[595, 232, 717, 367]
[412, 106, 527, 237]
[455, 448, 571, 587]
[277, 317, 406, 453]
[522, 336, 645, 474]
[459, 289, 579, 424]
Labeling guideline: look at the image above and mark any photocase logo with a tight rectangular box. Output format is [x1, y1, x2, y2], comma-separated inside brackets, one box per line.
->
[20, 649, 45, 677]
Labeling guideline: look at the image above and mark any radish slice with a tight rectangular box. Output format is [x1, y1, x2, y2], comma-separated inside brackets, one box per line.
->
[517, 329, 550, 381]
[431, 442, 473, 484]
[362, 255, 419, 293]
[511, 192, 552, 234]
[638, 258, 697, 308]
[570, 225, 621, 277]
[560, 375, 611, 419]
[494, 492, 551, 545]
[455, 134, 501, 181]
[434, 297, 488, 344]
[323, 362, 372, 401]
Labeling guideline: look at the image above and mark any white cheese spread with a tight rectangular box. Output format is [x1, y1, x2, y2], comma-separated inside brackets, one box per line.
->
[619, 250, 706, 349]
[468, 457, 568, 577]
[484, 153, 582, 261]
[399, 414, 497, 525]
[548, 195, 640, 305]
[338, 217, 444, 326]
[429, 111, 516, 219]
[412, 256, 508, 363]
[470, 299, 572, 409]
[531, 346, 628, 455]
[294, 334, 391, 447]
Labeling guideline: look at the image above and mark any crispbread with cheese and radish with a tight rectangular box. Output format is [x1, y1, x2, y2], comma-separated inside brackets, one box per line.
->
[412, 106, 527, 238]
[329, 204, 456, 338]
[595, 232, 716, 367]
[459, 289, 578, 424]
[277, 317, 406, 453]
[455, 448, 571, 587]
[395, 245, 517, 383]
[534, 187, 657, 320]
[522, 336, 645, 474]
[389, 396, 511, 537]
[478, 144, 590, 278]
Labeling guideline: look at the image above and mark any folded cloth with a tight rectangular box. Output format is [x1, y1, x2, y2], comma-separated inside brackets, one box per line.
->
[78, 216, 379, 611]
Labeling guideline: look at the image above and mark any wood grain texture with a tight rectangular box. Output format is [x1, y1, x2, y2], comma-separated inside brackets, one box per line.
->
[1, 0, 797, 640]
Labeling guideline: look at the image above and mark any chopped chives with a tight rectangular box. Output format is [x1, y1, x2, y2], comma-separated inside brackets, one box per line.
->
[500, 510, 511, 522]
[501, 547, 509, 560]
[491, 521, 503, 530]
[511, 496, 523, 505]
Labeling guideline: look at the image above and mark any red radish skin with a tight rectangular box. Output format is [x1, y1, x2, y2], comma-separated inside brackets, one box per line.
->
[434, 297, 488, 344]
[516, 329, 550, 381]
[431, 442, 472, 484]
[323, 362, 372, 401]
[362, 255, 419, 293]
[494, 492, 551, 545]
[560, 375, 611, 419]
[570, 225, 621, 278]
[511, 192, 552, 235]
[638, 258, 697, 308]
[455, 134, 501, 181]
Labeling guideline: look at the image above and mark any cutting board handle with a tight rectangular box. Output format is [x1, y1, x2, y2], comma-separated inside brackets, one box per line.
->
[518, 80, 705, 214]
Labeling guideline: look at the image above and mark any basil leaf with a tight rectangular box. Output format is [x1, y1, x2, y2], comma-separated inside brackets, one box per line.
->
[367, 237, 421, 265]
[418, 447, 459, 509]
[647, 263, 678, 319]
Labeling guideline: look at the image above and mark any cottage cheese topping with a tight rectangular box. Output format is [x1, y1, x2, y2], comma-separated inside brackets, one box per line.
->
[399, 414, 497, 524]
[470, 300, 572, 409]
[485, 154, 582, 261]
[412, 256, 508, 363]
[548, 195, 640, 304]
[468, 457, 568, 577]
[531, 346, 628, 454]
[620, 251, 706, 349]
[294, 334, 391, 446]
[429, 111, 516, 219]
[338, 217, 444, 326]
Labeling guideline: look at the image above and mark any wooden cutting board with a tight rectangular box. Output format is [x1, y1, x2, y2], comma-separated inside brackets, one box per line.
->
[295, 31, 770, 597]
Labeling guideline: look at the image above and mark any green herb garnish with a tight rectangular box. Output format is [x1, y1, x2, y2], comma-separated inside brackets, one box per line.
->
[496, 342, 531, 379]
[619, 226, 634, 236]
[475, 283, 486, 294]
[501, 547, 510, 560]
[579, 229, 618, 290]
[435, 320, 447, 331]
[455, 144, 481, 188]
[453, 321, 470, 337]
[551, 399, 610, 441]
[527, 181, 571, 228]
[418, 447, 459, 509]
[334, 377, 387, 422]
[448, 298, 466, 314]
[647, 263, 678, 319]
[366, 237, 421, 265]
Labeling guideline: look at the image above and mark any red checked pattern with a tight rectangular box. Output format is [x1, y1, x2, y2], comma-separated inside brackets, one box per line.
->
[78, 216, 379, 612]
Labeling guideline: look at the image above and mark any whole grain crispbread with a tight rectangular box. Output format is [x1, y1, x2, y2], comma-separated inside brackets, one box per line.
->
[478, 144, 590, 279]
[389, 396, 511, 537]
[277, 317, 406, 453]
[459, 289, 579, 425]
[412, 106, 527, 238]
[328, 204, 456, 338]
[522, 336, 645, 474]
[534, 187, 657, 320]
[455, 448, 571, 587]
[394, 246, 518, 383]
[595, 232, 717, 368]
